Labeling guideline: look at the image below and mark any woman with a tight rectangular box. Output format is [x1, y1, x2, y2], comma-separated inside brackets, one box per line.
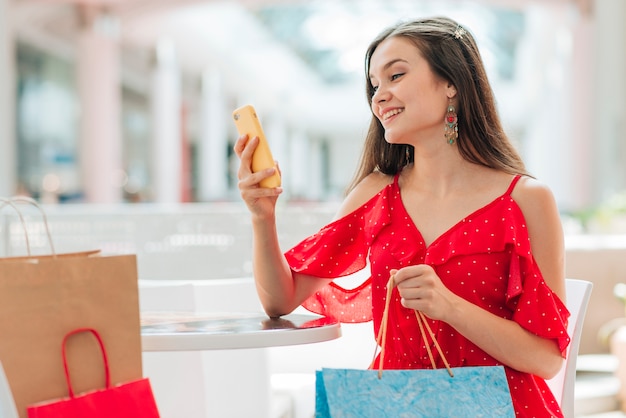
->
[234, 16, 569, 417]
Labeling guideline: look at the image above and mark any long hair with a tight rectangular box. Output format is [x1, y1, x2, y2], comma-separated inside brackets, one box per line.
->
[347, 17, 529, 193]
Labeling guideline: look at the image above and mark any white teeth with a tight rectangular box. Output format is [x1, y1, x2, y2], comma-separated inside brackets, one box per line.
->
[382, 108, 404, 120]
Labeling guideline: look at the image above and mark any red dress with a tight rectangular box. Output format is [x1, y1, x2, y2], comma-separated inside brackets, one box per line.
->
[285, 174, 570, 417]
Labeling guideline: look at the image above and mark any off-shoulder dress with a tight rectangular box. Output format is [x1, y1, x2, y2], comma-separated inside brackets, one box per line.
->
[285, 174, 570, 417]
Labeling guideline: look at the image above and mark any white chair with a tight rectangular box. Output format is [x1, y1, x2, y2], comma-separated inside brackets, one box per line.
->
[546, 278, 593, 418]
[0, 362, 18, 418]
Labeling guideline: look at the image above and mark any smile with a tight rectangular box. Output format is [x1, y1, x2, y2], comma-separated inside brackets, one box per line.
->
[382, 108, 404, 121]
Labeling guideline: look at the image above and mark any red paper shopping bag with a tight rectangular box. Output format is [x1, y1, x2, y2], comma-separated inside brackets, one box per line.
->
[27, 328, 160, 418]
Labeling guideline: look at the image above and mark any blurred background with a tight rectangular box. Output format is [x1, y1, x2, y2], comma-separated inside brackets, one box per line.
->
[0, 0, 623, 220]
[3, 2, 626, 415]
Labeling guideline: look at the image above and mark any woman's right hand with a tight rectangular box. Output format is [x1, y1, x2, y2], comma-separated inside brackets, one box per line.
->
[233, 134, 283, 218]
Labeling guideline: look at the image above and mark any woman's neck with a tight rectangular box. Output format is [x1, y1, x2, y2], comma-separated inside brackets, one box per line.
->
[404, 150, 486, 198]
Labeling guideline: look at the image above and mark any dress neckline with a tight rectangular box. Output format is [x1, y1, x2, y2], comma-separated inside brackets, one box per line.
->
[392, 174, 522, 249]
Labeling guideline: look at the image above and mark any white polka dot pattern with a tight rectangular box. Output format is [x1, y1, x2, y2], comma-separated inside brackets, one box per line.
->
[285, 174, 569, 417]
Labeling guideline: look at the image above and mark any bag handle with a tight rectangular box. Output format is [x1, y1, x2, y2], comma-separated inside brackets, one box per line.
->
[0, 196, 56, 257]
[61, 328, 111, 398]
[372, 275, 454, 379]
[0, 198, 31, 255]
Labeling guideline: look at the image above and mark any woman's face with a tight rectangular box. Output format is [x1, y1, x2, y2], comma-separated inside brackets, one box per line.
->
[368, 36, 451, 145]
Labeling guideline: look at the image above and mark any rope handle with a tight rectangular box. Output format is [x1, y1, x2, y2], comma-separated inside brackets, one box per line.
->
[0, 196, 56, 257]
[61, 328, 111, 398]
[371, 275, 454, 379]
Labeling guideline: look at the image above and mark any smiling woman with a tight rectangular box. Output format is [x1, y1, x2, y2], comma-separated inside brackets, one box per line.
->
[234, 15, 570, 418]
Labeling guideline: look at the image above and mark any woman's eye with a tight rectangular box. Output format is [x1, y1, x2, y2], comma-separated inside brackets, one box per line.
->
[371, 85, 379, 94]
[391, 73, 404, 81]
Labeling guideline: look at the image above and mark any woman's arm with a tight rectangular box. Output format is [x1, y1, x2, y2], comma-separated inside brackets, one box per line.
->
[235, 135, 391, 317]
[394, 264, 564, 379]
[234, 134, 312, 317]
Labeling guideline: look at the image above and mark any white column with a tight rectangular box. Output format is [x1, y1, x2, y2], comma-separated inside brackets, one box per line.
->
[592, 0, 626, 202]
[289, 130, 309, 199]
[151, 39, 182, 203]
[308, 139, 324, 200]
[0, 0, 16, 196]
[567, 8, 594, 211]
[198, 69, 228, 201]
[519, 4, 576, 209]
[77, 10, 123, 203]
[264, 116, 288, 195]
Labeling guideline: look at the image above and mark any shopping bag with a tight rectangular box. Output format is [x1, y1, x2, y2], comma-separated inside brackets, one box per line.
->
[315, 366, 515, 418]
[315, 276, 516, 417]
[0, 197, 144, 418]
[27, 328, 160, 418]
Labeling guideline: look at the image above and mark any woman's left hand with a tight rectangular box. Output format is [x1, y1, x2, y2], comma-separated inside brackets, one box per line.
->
[391, 265, 459, 322]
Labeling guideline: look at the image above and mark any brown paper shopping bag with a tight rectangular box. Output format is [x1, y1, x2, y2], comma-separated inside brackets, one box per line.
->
[0, 198, 144, 418]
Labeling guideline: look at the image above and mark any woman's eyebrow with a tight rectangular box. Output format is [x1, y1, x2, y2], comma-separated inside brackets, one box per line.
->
[369, 58, 409, 80]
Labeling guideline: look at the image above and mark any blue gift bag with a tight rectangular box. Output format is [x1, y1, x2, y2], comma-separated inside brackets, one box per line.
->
[315, 277, 515, 417]
[315, 365, 515, 418]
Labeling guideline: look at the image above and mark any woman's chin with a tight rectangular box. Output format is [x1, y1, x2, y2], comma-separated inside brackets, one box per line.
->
[384, 132, 408, 145]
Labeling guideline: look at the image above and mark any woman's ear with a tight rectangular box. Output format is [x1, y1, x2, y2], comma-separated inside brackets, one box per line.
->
[446, 83, 457, 99]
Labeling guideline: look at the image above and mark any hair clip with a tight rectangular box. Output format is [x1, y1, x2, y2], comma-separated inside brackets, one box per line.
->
[453, 25, 466, 40]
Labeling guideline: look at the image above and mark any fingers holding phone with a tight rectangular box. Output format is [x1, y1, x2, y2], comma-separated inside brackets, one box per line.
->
[232, 105, 282, 188]
[232, 106, 282, 216]
[234, 134, 279, 188]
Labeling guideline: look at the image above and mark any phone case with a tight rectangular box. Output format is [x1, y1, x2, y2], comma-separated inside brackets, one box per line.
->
[232, 105, 281, 188]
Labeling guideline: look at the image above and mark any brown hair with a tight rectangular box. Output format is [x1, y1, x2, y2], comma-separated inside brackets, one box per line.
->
[347, 16, 529, 192]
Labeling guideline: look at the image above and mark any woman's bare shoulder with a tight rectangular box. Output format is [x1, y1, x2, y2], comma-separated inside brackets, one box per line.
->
[511, 176, 557, 209]
[333, 172, 394, 220]
[511, 176, 565, 297]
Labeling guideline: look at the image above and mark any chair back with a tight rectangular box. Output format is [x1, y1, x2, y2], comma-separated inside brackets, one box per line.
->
[546, 278, 593, 418]
[0, 362, 18, 418]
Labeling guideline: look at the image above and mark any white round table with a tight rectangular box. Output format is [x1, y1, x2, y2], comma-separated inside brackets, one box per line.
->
[141, 312, 341, 418]
[140, 312, 341, 351]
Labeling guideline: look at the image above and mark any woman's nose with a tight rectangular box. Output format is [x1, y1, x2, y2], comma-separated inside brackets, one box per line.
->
[372, 85, 389, 104]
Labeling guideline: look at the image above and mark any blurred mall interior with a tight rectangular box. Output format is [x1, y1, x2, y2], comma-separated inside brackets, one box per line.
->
[0, 0, 623, 217]
[2, 1, 626, 417]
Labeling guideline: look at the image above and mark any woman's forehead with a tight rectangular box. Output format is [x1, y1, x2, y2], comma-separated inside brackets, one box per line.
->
[369, 37, 423, 75]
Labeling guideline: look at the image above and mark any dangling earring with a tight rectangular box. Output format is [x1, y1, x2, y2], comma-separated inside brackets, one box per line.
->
[444, 100, 458, 145]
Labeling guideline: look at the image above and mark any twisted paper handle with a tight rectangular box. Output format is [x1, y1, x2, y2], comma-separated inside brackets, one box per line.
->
[0, 196, 56, 257]
[372, 275, 454, 379]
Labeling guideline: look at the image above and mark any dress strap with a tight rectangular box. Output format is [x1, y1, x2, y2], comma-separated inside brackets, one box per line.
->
[505, 175, 522, 196]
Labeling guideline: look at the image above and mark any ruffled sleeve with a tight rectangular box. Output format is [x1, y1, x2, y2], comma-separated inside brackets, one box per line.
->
[506, 244, 571, 355]
[284, 185, 393, 323]
[284, 215, 368, 278]
[499, 201, 570, 355]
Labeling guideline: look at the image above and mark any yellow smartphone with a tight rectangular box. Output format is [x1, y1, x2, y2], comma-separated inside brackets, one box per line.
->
[232, 105, 281, 188]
